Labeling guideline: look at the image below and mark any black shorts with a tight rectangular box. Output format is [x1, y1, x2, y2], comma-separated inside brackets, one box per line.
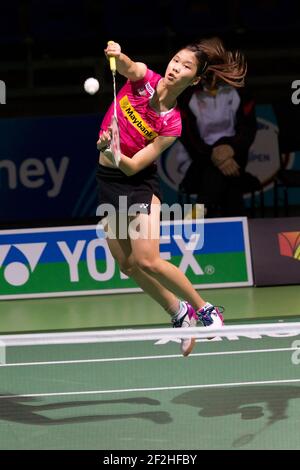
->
[96, 163, 162, 217]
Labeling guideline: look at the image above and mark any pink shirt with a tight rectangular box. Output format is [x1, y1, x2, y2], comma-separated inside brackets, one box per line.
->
[100, 68, 182, 158]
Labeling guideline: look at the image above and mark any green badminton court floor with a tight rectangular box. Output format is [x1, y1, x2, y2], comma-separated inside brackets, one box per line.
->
[0, 285, 300, 450]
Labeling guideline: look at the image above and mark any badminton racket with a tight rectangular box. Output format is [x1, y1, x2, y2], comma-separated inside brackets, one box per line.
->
[232, 417, 277, 448]
[107, 41, 121, 167]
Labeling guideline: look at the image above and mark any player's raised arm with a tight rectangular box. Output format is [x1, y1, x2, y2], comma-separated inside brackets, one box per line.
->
[105, 41, 147, 82]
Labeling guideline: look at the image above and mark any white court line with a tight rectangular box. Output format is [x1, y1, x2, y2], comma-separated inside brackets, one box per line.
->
[1, 378, 300, 400]
[0, 346, 297, 368]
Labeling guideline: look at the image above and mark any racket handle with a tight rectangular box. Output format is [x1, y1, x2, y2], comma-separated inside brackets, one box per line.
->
[107, 41, 117, 73]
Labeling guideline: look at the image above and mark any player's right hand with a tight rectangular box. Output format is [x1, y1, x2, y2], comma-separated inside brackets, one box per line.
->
[104, 41, 121, 59]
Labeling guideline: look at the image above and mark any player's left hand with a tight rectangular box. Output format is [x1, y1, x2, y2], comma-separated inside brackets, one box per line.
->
[97, 130, 111, 151]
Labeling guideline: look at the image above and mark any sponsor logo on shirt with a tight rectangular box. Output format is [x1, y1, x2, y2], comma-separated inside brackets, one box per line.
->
[137, 87, 147, 96]
[145, 82, 155, 97]
[120, 95, 158, 140]
[137, 82, 154, 97]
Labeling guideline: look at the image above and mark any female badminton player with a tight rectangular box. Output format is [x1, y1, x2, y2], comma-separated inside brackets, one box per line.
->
[96, 38, 246, 356]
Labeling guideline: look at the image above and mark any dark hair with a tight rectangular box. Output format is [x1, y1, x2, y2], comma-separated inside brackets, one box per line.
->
[183, 44, 209, 76]
[185, 37, 247, 87]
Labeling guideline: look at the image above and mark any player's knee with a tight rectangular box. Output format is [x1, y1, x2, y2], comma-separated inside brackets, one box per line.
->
[136, 257, 160, 274]
[119, 260, 138, 277]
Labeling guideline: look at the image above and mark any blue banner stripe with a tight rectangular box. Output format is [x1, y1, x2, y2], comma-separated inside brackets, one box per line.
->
[0, 230, 99, 264]
[0, 221, 245, 264]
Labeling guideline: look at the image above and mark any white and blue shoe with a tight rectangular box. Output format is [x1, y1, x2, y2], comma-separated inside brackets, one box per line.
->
[197, 303, 224, 332]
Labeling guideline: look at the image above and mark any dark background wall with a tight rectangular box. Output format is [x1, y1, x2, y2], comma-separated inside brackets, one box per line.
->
[1, 0, 300, 224]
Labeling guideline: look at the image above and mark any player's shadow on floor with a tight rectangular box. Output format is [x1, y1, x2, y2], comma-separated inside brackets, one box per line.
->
[0, 395, 172, 425]
[172, 385, 300, 447]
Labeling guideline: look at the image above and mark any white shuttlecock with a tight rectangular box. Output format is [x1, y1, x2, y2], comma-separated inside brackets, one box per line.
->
[84, 77, 100, 95]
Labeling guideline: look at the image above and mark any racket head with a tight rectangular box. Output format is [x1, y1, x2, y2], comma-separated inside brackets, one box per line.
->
[110, 115, 121, 167]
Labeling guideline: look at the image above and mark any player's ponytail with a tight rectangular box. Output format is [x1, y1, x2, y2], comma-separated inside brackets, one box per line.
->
[186, 37, 247, 88]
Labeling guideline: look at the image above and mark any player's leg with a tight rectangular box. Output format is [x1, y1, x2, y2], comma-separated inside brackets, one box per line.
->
[129, 195, 224, 329]
[104, 213, 198, 356]
[107, 236, 178, 309]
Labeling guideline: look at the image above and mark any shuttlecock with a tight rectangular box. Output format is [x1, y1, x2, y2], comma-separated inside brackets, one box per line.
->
[84, 77, 100, 95]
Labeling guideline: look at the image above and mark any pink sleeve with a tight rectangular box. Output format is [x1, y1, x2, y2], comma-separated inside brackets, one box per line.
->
[130, 68, 160, 90]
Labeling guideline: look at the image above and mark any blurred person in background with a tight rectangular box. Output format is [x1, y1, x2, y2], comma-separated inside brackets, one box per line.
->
[178, 37, 257, 217]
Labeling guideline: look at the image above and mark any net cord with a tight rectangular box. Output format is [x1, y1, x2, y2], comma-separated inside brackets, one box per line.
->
[0, 322, 300, 346]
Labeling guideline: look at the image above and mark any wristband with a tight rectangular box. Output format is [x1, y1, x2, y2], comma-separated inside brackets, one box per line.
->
[99, 144, 109, 151]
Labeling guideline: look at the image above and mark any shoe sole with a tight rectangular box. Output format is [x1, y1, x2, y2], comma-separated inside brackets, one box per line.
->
[182, 337, 196, 357]
[207, 313, 224, 340]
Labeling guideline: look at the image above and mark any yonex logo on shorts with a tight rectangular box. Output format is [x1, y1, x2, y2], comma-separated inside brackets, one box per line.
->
[0, 80, 6, 104]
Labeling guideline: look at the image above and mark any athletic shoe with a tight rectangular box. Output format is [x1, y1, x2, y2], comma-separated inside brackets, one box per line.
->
[197, 303, 224, 338]
[172, 302, 198, 357]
